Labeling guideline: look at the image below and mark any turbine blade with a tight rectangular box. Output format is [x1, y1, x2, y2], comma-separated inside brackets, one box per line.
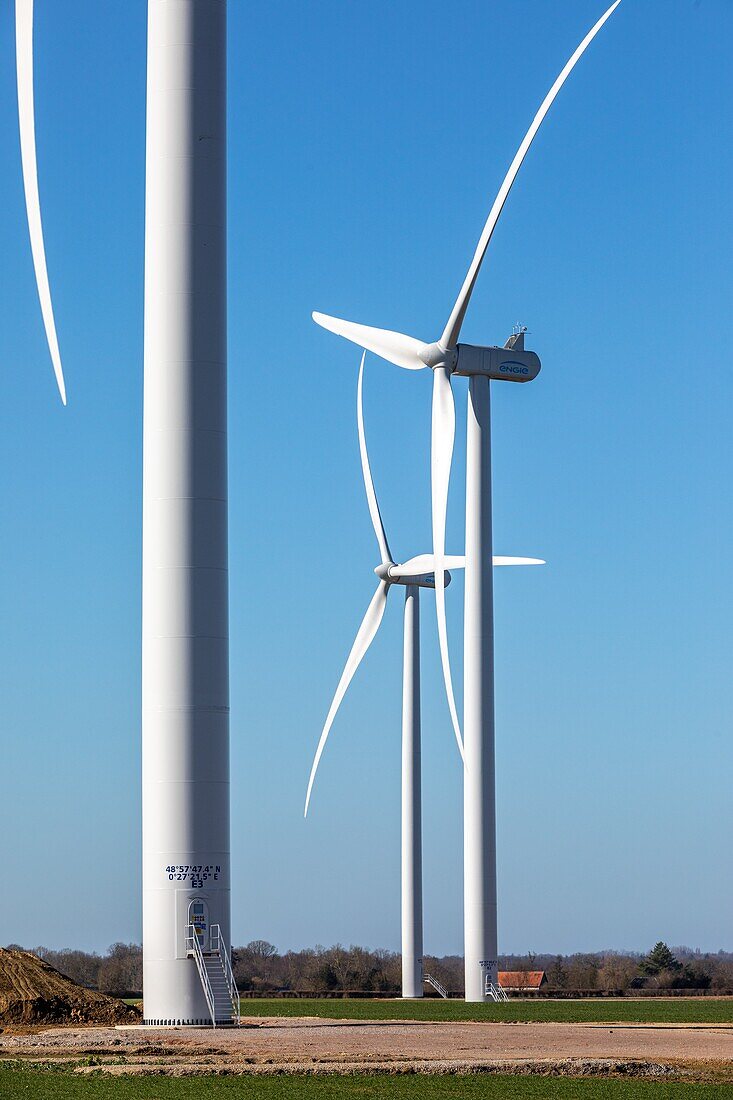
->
[392, 553, 545, 577]
[391, 554, 435, 578]
[304, 580, 389, 816]
[390, 553, 466, 578]
[15, 0, 67, 404]
[431, 366, 463, 759]
[440, 0, 623, 349]
[357, 353, 392, 565]
[313, 312, 429, 371]
[493, 556, 546, 566]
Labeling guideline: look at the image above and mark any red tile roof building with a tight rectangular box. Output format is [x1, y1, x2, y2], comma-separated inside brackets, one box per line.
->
[499, 970, 547, 991]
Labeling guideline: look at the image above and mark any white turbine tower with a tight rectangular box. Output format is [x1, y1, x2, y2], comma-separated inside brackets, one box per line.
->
[142, 0, 235, 1025]
[15, 0, 66, 403]
[18, 0, 233, 1026]
[305, 354, 543, 999]
[312, 1, 622, 1000]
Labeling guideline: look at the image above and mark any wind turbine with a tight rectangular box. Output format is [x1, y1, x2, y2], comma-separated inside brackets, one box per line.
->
[305, 353, 543, 999]
[14, 0, 66, 403]
[16, 0, 233, 1025]
[312, 0, 623, 1000]
[141, 0, 235, 1025]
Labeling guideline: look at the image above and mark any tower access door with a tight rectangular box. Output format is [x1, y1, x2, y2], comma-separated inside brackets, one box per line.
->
[188, 900, 210, 951]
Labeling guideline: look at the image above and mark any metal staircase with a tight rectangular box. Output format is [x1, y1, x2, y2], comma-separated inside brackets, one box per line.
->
[185, 922, 240, 1026]
[423, 973, 448, 998]
[485, 977, 509, 1002]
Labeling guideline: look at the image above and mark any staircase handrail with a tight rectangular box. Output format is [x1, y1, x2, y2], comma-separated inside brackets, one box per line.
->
[211, 923, 240, 1024]
[185, 923, 216, 1026]
[423, 973, 448, 999]
[485, 977, 509, 1002]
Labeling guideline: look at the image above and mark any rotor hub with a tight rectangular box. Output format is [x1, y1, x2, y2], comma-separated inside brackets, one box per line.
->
[418, 342, 458, 371]
[374, 562, 450, 590]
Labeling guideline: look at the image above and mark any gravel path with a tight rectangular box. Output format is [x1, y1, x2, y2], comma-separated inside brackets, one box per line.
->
[2, 1016, 733, 1077]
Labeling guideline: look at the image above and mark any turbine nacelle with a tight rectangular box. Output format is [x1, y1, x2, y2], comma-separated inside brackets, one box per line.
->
[453, 342, 541, 382]
[417, 337, 541, 383]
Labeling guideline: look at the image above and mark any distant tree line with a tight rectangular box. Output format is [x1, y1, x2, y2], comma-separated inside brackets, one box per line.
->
[4, 940, 728, 997]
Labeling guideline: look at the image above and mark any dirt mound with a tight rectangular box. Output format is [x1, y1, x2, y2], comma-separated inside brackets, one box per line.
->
[0, 949, 140, 1026]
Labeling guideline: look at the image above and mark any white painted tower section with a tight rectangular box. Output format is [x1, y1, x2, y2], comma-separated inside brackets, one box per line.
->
[401, 585, 423, 999]
[463, 376, 496, 1002]
[142, 0, 229, 1024]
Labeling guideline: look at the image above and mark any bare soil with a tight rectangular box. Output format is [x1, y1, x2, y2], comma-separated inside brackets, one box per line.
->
[0, 949, 140, 1026]
[1, 1015, 733, 1078]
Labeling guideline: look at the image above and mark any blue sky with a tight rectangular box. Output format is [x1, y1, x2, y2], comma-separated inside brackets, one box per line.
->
[1, 0, 732, 957]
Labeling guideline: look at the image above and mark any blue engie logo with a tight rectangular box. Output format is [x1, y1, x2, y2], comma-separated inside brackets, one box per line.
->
[499, 361, 529, 376]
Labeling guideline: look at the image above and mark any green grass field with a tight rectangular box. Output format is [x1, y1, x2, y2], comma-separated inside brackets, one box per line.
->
[236, 997, 733, 1025]
[2, 1067, 733, 1100]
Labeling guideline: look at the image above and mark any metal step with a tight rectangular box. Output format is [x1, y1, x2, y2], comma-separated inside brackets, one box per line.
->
[485, 979, 509, 1002]
[185, 923, 240, 1026]
[423, 973, 448, 999]
[202, 955, 237, 1023]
